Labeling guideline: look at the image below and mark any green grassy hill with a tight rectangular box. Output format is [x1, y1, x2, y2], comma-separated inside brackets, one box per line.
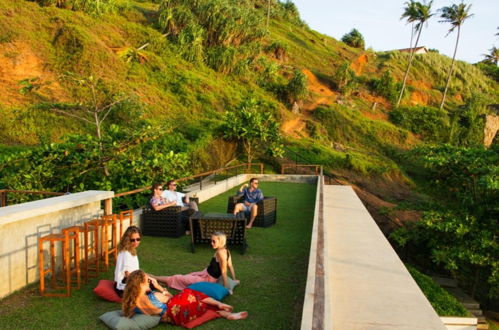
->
[0, 0, 497, 220]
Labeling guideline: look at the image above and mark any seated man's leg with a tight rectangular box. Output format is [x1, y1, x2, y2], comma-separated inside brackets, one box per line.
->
[233, 202, 245, 215]
[188, 201, 198, 212]
[246, 204, 258, 228]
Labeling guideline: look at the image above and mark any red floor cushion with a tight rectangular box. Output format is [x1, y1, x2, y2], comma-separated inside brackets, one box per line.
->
[94, 279, 122, 303]
[183, 309, 220, 329]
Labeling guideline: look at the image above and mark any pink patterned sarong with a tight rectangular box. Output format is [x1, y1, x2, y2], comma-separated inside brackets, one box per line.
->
[164, 268, 218, 291]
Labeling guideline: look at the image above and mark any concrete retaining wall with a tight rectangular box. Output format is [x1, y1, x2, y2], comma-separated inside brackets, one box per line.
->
[0, 191, 113, 299]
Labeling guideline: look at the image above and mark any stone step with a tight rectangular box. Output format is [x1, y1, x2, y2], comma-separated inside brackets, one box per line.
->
[446, 287, 479, 304]
[431, 276, 458, 288]
[470, 309, 483, 317]
[462, 302, 480, 310]
[477, 322, 489, 330]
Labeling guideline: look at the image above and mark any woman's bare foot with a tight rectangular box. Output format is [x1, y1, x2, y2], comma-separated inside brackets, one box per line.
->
[218, 303, 233, 312]
[245, 225, 252, 229]
[227, 311, 248, 320]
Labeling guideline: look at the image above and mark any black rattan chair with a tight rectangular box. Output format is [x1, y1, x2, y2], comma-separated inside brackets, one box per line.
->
[142, 197, 199, 238]
[226, 196, 277, 227]
[189, 212, 247, 254]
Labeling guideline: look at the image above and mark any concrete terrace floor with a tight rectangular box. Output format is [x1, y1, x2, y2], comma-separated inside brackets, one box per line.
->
[0, 181, 316, 329]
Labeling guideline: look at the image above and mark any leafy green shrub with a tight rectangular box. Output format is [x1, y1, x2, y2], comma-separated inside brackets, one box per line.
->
[0, 124, 192, 208]
[392, 145, 499, 300]
[406, 265, 469, 316]
[448, 93, 489, 147]
[266, 40, 289, 60]
[222, 97, 282, 163]
[333, 62, 357, 95]
[283, 70, 308, 103]
[370, 70, 399, 104]
[475, 62, 499, 82]
[341, 28, 365, 49]
[206, 46, 237, 74]
[389, 106, 449, 141]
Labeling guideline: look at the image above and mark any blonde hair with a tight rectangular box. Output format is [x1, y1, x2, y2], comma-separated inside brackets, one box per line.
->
[118, 226, 141, 256]
[211, 231, 227, 249]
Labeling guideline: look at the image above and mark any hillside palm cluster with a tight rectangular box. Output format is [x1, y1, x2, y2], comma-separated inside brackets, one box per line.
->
[0, 0, 497, 311]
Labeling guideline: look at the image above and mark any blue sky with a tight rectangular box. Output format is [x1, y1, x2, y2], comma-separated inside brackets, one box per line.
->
[290, 0, 498, 64]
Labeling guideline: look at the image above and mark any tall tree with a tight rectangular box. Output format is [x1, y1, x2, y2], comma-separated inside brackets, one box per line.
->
[438, 2, 473, 110]
[396, 0, 434, 108]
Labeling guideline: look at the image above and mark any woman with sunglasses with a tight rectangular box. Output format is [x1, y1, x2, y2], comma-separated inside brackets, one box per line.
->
[149, 183, 174, 211]
[151, 232, 239, 292]
[114, 226, 161, 297]
[123, 270, 247, 326]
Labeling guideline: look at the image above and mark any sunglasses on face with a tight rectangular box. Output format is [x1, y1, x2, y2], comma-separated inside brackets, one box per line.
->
[130, 238, 141, 242]
[170, 183, 177, 187]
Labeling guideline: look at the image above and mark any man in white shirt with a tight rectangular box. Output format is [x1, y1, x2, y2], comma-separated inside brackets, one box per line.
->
[162, 179, 199, 215]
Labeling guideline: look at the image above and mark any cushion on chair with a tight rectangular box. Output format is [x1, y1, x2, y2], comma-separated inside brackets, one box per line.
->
[187, 282, 229, 301]
[216, 276, 239, 292]
[94, 279, 122, 303]
[99, 310, 161, 330]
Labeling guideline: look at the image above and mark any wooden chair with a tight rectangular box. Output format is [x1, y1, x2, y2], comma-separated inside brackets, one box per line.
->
[100, 214, 118, 271]
[38, 229, 78, 297]
[119, 210, 134, 237]
[227, 196, 278, 227]
[82, 219, 101, 280]
[61, 226, 81, 290]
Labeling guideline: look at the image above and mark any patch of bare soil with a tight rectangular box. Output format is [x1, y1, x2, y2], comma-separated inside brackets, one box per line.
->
[410, 90, 430, 106]
[351, 54, 368, 76]
[281, 117, 307, 138]
[282, 69, 338, 138]
[301, 69, 337, 111]
[0, 41, 67, 106]
[329, 169, 422, 233]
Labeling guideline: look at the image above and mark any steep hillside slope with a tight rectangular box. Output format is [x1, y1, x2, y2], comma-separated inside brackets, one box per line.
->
[0, 0, 497, 232]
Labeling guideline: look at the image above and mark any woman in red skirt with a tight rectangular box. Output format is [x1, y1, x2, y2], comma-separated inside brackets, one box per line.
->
[122, 270, 247, 327]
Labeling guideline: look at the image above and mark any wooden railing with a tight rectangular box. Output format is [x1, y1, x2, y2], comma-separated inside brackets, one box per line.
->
[0, 189, 65, 207]
[281, 164, 321, 175]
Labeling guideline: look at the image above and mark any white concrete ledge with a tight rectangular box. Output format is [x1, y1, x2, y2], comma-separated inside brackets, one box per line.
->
[0, 190, 114, 226]
[325, 185, 446, 329]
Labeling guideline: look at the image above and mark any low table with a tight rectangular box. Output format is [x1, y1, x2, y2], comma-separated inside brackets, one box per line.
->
[189, 212, 247, 254]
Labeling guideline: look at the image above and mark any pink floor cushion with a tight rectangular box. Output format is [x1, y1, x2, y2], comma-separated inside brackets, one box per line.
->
[183, 309, 220, 329]
[93, 279, 122, 303]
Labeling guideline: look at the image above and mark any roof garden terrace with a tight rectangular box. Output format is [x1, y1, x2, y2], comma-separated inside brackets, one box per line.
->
[0, 169, 475, 329]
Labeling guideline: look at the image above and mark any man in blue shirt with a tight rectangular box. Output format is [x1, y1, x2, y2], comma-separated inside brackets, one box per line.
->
[233, 178, 263, 229]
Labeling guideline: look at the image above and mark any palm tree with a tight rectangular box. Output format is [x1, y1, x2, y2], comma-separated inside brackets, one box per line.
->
[483, 46, 499, 65]
[396, 0, 434, 108]
[438, 2, 473, 110]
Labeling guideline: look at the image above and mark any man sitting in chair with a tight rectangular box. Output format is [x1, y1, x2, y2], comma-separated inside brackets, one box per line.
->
[162, 179, 199, 216]
[233, 178, 263, 229]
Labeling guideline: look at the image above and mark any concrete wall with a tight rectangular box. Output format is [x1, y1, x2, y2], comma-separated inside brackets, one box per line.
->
[0, 191, 113, 299]
[301, 183, 450, 329]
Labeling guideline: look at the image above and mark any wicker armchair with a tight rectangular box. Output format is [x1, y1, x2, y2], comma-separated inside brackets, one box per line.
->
[226, 195, 277, 228]
[142, 197, 199, 238]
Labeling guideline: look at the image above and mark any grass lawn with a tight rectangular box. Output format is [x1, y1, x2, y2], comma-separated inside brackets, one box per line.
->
[0, 181, 316, 329]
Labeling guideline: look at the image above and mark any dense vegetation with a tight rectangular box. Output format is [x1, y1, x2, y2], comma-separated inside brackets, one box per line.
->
[0, 0, 497, 310]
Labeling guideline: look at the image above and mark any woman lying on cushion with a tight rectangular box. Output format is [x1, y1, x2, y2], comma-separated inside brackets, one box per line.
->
[150, 232, 239, 291]
[123, 270, 247, 326]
